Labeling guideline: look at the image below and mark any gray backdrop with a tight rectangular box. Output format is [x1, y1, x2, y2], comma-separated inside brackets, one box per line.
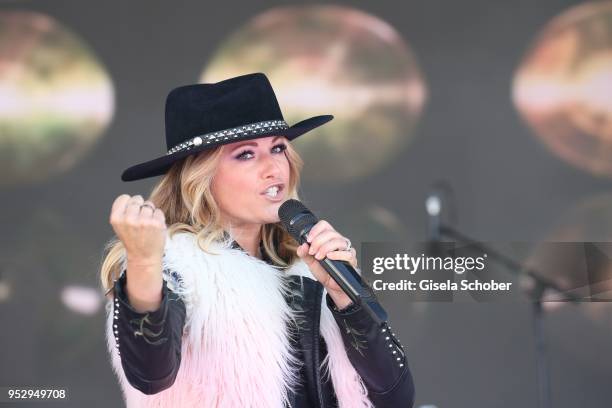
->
[0, 0, 610, 407]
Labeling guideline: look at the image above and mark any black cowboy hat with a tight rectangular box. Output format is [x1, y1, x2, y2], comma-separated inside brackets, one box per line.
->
[121, 73, 333, 181]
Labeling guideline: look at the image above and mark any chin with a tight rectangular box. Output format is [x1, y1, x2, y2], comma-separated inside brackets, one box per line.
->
[265, 214, 281, 225]
[262, 208, 282, 224]
[252, 198, 285, 225]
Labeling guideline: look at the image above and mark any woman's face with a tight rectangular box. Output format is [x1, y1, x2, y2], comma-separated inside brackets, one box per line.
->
[211, 135, 291, 228]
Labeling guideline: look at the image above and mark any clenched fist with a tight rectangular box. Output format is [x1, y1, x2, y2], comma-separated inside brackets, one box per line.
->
[109, 194, 167, 264]
[109, 194, 167, 312]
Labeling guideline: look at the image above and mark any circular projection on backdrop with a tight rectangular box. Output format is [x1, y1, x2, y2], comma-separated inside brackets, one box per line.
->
[201, 5, 427, 182]
[525, 193, 612, 321]
[0, 206, 105, 376]
[513, 2, 612, 177]
[0, 11, 114, 186]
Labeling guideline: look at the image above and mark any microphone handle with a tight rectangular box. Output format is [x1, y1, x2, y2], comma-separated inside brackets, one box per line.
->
[297, 226, 388, 325]
[320, 257, 388, 326]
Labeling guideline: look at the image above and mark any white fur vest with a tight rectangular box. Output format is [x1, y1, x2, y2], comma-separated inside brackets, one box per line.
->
[106, 232, 374, 407]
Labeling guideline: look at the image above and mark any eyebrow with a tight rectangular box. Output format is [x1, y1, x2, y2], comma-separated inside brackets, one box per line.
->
[229, 136, 284, 152]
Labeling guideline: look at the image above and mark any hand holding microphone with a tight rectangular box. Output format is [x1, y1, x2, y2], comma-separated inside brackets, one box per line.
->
[279, 199, 388, 325]
[295, 219, 358, 310]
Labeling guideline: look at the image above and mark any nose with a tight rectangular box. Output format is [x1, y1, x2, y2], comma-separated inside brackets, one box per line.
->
[260, 151, 282, 180]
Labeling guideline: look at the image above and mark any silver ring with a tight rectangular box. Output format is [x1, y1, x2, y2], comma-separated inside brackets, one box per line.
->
[140, 203, 156, 211]
[344, 238, 352, 251]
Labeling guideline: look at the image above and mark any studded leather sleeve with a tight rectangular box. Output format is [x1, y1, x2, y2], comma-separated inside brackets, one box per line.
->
[111, 271, 186, 395]
[326, 295, 415, 407]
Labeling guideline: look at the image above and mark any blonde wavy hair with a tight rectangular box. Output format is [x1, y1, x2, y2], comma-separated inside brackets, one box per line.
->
[100, 141, 303, 293]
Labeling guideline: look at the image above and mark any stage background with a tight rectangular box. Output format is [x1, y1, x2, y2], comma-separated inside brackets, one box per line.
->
[1, 0, 611, 407]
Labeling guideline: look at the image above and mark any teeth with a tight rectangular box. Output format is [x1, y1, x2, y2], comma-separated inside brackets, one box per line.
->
[265, 186, 279, 197]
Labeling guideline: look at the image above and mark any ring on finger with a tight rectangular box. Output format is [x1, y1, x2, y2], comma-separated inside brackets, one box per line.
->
[343, 238, 352, 251]
[140, 203, 156, 211]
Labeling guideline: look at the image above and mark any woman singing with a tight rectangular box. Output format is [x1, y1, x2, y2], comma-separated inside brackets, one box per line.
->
[100, 73, 414, 407]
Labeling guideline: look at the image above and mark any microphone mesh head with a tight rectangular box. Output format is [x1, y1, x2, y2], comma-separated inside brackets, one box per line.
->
[278, 199, 318, 241]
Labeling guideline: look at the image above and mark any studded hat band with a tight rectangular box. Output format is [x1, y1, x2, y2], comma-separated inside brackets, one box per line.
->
[166, 119, 289, 155]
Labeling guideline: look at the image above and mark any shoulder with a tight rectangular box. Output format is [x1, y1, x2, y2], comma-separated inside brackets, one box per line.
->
[164, 231, 232, 257]
[165, 231, 199, 250]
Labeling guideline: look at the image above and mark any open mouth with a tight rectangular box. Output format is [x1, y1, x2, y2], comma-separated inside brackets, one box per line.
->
[262, 184, 284, 199]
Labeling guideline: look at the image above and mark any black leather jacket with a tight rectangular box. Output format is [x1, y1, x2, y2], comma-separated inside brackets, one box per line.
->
[111, 270, 415, 407]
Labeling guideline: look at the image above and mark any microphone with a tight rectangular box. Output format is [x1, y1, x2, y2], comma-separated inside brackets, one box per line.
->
[425, 186, 444, 260]
[425, 192, 442, 242]
[425, 181, 456, 257]
[278, 199, 388, 325]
